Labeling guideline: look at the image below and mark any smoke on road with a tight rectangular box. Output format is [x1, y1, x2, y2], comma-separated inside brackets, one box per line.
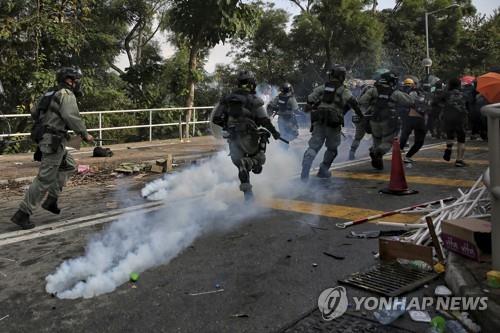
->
[45, 142, 301, 299]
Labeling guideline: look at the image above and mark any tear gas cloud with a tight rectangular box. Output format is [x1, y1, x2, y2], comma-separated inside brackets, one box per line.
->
[45, 141, 302, 299]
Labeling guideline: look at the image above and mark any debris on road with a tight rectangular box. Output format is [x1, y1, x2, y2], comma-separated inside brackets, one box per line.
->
[230, 314, 249, 318]
[0, 315, 9, 322]
[77, 165, 91, 174]
[312, 263, 318, 267]
[0, 271, 6, 277]
[435, 285, 452, 296]
[323, 251, 345, 260]
[114, 162, 151, 174]
[189, 289, 225, 296]
[129, 272, 139, 282]
[409, 310, 431, 323]
[335, 197, 455, 229]
[347, 230, 408, 239]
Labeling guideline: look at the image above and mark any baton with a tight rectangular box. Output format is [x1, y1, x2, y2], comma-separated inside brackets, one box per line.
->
[335, 197, 455, 229]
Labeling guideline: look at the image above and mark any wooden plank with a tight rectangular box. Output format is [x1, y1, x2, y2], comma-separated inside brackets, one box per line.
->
[379, 238, 433, 266]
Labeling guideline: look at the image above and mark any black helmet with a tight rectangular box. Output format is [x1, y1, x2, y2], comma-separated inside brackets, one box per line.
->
[328, 65, 347, 84]
[237, 70, 256, 90]
[280, 82, 293, 94]
[56, 67, 82, 84]
[379, 71, 398, 87]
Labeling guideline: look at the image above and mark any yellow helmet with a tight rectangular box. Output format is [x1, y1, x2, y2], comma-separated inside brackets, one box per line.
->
[403, 78, 415, 86]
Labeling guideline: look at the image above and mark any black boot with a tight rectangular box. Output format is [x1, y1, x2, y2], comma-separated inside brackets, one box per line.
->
[317, 163, 331, 178]
[11, 210, 35, 230]
[42, 196, 61, 215]
[370, 151, 383, 170]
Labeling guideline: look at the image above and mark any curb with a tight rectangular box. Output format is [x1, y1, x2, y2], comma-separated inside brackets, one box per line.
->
[0, 152, 218, 186]
[445, 252, 500, 332]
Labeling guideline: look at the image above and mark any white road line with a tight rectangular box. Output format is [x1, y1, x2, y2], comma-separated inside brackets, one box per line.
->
[0, 141, 446, 247]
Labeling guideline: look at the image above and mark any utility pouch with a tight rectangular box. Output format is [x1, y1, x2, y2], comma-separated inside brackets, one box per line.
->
[50, 134, 63, 152]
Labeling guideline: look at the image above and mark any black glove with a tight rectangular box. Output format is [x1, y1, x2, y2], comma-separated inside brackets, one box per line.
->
[272, 131, 281, 140]
[33, 146, 42, 162]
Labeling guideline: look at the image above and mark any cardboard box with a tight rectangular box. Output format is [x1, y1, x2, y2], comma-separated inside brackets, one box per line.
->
[441, 218, 491, 262]
[379, 238, 434, 266]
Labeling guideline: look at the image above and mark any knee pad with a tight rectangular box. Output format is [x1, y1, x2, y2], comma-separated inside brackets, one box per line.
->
[239, 183, 252, 192]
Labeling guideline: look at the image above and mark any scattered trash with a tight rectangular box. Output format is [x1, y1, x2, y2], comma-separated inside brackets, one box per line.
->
[323, 252, 345, 260]
[374, 300, 406, 325]
[435, 285, 452, 296]
[131, 285, 137, 289]
[434, 263, 446, 274]
[397, 259, 433, 272]
[133, 174, 147, 179]
[230, 314, 249, 318]
[189, 289, 224, 296]
[487, 270, 500, 288]
[115, 162, 150, 174]
[14, 162, 23, 165]
[92, 146, 113, 157]
[77, 165, 91, 174]
[312, 263, 318, 267]
[457, 312, 481, 332]
[409, 310, 432, 323]
[444, 320, 468, 333]
[429, 316, 446, 333]
[347, 230, 407, 239]
[215, 284, 221, 289]
[0, 315, 9, 321]
[129, 272, 139, 282]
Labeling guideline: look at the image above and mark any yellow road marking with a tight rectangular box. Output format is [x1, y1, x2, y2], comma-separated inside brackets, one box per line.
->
[384, 156, 489, 166]
[259, 198, 419, 223]
[331, 171, 476, 187]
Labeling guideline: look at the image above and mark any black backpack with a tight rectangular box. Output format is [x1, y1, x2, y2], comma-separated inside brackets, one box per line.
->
[30, 90, 57, 143]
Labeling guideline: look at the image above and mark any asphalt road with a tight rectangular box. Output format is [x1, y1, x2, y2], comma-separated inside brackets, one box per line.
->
[0, 135, 490, 333]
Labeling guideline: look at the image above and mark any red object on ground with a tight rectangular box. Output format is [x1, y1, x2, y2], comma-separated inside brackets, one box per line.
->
[476, 72, 500, 104]
[460, 75, 475, 86]
[379, 137, 418, 195]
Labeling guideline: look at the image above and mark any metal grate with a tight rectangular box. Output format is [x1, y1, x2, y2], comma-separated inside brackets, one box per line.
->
[339, 261, 439, 297]
[281, 311, 412, 333]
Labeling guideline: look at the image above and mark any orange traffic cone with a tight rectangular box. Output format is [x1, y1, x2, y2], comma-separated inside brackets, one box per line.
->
[379, 137, 418, 195]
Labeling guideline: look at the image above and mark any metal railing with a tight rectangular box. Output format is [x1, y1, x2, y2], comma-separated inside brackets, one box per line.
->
[0, 106, 214, 142]
[481, 102, 500, 271]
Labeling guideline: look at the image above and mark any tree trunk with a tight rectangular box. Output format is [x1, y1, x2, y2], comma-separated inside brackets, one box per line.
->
[184, 46, 198, 140]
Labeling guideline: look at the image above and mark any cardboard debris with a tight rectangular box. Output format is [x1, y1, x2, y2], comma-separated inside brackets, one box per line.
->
[441, 218, 491, 262]
[114, 162, 150, 174]
[77, 165, 91, 174]
[379, 238, 434, 266]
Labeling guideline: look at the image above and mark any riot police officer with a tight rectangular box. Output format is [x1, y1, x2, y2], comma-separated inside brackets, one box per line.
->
[11, 67, 94, 229]
[267, 82, 299, 148]
[359, 71, 413, 170]
[301, 65, 363, 180]
[212, 70, 280, 201]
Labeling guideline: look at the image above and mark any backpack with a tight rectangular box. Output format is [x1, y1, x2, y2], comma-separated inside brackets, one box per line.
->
[93, 146, 113, 157]
[30, 90, 57, 143]
[444, 90, 467, 116]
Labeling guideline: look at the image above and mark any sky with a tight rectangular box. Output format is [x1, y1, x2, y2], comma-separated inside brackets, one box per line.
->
[116, 0, 500, 72]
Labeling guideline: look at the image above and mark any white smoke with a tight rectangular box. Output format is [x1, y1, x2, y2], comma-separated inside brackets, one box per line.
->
[45, 142, 302, 299]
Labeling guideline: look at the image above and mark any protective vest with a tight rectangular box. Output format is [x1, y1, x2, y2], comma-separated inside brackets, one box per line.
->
[30, 90, 58, 143]
[223, 92, 261, 156]
[316, 83, 344, 127]
[373, 84, 396, 121]
[278, 95, 291, 116]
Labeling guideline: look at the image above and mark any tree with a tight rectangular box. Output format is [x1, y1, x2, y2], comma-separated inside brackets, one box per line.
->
[231, 5, 293, 84]
[167, 0, 259, 139]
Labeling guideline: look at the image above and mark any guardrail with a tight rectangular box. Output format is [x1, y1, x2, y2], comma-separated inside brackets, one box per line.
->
[481, 102, 500, 271]
[0, 103, 308, 144]
[0, 106, 214, 142]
